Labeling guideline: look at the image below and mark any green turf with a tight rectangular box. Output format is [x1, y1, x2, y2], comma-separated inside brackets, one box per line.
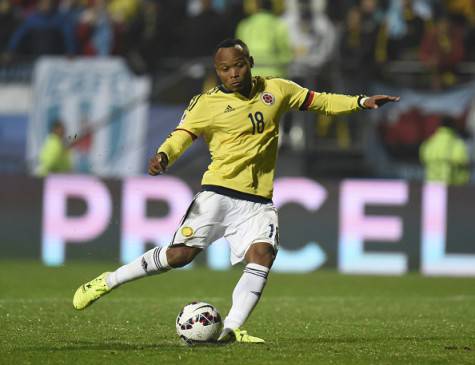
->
[0, 261, 474, 365]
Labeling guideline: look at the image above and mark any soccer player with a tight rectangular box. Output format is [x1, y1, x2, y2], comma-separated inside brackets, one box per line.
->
[73, 39, 400, 343]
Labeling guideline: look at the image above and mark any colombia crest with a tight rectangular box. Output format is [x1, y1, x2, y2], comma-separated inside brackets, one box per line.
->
[260, 92, 275, 106]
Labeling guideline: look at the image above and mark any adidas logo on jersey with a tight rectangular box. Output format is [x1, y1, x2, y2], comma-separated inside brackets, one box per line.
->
[224, 105, 235, 113]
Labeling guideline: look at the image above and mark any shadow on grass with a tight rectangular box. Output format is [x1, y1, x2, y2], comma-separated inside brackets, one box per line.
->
[15, 340, 228, 352]
[16, 340, 172, 352]
[16, 336, 469, 353]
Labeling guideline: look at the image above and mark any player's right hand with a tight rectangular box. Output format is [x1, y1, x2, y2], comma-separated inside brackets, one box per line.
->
[148, 153, 168, 175]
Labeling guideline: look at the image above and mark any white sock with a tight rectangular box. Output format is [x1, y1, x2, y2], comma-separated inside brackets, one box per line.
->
[223, 263, 269, 330]
[106, 246, 171, 289]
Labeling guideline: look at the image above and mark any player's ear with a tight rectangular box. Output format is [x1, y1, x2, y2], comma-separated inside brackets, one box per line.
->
[249, 56, 254, 68]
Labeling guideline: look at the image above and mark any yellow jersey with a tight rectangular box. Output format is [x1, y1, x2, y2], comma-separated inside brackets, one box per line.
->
[37, 134, 72, 176]
[158, 76, 362, 200]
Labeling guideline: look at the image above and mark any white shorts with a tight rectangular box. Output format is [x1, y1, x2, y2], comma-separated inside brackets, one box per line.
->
[170, 191, 279, 265]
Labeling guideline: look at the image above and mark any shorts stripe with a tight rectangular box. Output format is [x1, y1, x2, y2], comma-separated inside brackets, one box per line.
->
[170, 193, 200, 245]
[268, 224, 274, 238]
[180, 196, 198, 224]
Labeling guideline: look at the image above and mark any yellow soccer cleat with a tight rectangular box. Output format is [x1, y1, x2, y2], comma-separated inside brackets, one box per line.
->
[218, 328, 265, 344]
[73, 272, 111, 310]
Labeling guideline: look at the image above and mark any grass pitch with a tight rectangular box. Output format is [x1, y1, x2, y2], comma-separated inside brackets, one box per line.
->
[1, 261, 474, 365]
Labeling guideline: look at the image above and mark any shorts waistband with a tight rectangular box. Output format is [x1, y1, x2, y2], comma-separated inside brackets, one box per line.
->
[201, 185, 272, 204]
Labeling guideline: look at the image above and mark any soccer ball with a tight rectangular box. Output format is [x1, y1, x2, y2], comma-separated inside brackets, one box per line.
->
[176, 302, 223, 344]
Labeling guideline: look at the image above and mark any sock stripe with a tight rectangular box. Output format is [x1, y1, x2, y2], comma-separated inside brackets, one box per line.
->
[153, 247, 162, 271]
[244, 268, 268, 279]
[245, 266, 269, 275]
[244, 268, 268, 276]
[244, 271, 267, 279]
[225, 265, 268, 330]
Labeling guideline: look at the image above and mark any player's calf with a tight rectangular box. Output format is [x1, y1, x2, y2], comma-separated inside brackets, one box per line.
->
[73, 246, 171, 310]
[166, 245, 202, 268]
[105, 246, 172, 289]
[72, 246, 202, 310]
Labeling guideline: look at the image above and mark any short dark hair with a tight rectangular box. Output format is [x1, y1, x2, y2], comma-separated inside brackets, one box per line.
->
[441, 116, 455, 129]
[214, 39, 250, 57]
[50, 120, 64, 132]
[259, 0, 273, 11]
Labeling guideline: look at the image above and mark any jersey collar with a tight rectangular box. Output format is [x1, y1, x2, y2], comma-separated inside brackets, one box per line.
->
[218, 78, 260, 100]
[218, 84, 233, 94]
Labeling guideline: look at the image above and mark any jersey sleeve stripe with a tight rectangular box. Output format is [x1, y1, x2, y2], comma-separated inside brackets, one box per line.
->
[186, 94, 202, 111]
[299, 90, 315, 111]
[175, 128, 197, 141]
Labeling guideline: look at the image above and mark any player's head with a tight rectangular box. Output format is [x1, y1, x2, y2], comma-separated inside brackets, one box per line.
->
[214, 39, 254, 94]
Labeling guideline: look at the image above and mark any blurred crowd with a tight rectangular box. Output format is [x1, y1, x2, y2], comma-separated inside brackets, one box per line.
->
[1, 0, 475, 90]
[2, 0, 475, 182]
[0, 0, 240, 74]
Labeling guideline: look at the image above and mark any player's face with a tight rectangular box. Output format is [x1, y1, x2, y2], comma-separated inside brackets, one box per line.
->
[214, 47, 252, 94]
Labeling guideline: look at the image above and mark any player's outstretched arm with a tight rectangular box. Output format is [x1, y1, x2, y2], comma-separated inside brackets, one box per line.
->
[148, 152, 168, 176]
[149, 127, 196, 175]
[362, 95, 400, 109]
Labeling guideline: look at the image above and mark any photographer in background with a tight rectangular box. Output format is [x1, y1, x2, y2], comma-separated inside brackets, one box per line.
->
[36, 120, 72, 176]
[420, 116, 470, 185]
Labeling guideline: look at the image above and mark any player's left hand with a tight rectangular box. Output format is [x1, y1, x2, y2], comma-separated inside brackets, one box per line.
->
[363, 95, 400, 109]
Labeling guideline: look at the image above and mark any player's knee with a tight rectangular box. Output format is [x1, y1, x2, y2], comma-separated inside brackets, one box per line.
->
[167, 246, 201, 268]
[245, 242, 276, 268]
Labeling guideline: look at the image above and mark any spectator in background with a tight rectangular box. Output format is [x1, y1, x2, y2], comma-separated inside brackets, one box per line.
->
[236, 0, 292, 77]
[77, 0, 114, 56]
[419, 14, 465, 89]
[37, 120, 73, 176]
[444, 0, 475, 62]
[221, 0, 247, 39]
[283, 0, 337, 150]
[360, 0, 384, 35]
[106, 0, 139, 56]
[329, 2, 382, 150]
[467, 98, 475, 177]
[339, 5, 379, 93]
[124, 0, 186, 74]
[327, 0, 358, 25]
[444, 0, 475, 25]
[464, 22, 475, 62]
[284, 0, 337, 83]
[5, 0, 76, 58]
[382, 0, 428, 62]
[59, 0, 84, 27]
[445, 0, 475, 61]
[183, 0, 229, 57]
[420, 116, 470, 185]
[122, 0, 159, 74]
[160, 0, 189, 58]
[107, 0, 139, 25]
[0, 0, 20, 54]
